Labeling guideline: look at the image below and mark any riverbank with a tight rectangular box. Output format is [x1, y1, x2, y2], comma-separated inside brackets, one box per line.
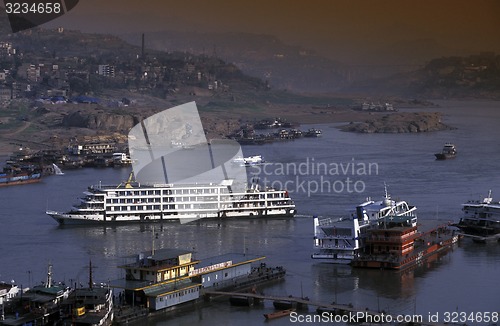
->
[339, 111, 455, 133]
[0, 95, 451, 158]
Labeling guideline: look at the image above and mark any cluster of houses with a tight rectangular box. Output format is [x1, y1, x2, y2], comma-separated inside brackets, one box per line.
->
[0, 28, 233, 106]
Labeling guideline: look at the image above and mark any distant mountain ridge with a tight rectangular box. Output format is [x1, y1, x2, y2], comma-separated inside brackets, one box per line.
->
[343, 53, 500, 98]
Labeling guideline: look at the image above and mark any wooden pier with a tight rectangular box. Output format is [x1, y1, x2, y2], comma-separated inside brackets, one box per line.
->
[203, 290, 462, 326]
[204, 290, 380, 314]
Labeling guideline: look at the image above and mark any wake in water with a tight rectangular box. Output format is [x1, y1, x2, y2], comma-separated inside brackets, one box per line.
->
[52, 163, 64, 175]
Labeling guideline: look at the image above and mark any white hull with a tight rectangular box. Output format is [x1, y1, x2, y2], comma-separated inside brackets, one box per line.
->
[311, 253, 354, 264]
[47, 178, 295, 225]
[47, 208, 296, 225]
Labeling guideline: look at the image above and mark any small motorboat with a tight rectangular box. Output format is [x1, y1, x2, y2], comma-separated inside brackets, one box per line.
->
[435, 143, 457, 160]
[264, 308, 295, 319]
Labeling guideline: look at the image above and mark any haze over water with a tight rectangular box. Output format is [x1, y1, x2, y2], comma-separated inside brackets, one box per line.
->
[1, 100, 500, 325]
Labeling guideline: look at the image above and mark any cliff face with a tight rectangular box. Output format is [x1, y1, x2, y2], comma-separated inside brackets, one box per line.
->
[60, 109, 241, 140]
[341, 112, 453, 133]
[62, 111, 141, 132]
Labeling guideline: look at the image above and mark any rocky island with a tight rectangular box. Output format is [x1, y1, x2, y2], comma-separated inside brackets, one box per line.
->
[340, 112, 454, 133]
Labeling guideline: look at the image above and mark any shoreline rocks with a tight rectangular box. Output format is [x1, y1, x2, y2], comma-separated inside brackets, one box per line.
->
[340, 112, 454, 133]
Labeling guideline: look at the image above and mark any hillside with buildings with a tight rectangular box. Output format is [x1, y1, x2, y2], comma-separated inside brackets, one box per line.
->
[1, 13, 497, 156]
[0, 17, 351, 154]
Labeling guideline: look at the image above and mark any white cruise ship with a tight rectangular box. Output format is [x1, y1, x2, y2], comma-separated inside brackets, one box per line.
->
[312, 187, 417, 264]
[46, 175, 295, 225]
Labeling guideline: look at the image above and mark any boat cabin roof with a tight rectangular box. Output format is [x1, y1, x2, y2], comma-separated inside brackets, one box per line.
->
[195, 253, 265, 269]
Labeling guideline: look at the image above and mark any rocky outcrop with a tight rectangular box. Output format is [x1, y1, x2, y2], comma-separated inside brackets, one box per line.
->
[62, 110, 141, 132]
[341, 112, 453, 133]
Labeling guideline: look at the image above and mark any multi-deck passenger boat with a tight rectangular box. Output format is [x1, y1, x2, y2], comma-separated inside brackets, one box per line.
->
[454, 190, 500, 242]
[46, 174, 295, 225]
[312, 186, 460, 269]
[312, 188, 417, 264]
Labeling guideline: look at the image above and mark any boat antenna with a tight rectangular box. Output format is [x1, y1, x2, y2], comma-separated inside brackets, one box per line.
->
[152, 225, 155, 256]
[384, 182, 389, 199]
[89, 260, 93, 290]
[45, 262, 53, 288]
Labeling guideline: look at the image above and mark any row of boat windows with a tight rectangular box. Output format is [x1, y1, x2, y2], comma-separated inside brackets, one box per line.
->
[158, 288, 199, 302]
[111, 189, 220, 196]
[104, 197, 291, 205]
[105, 190, 287, 198]
[131, 267, 188, 275]
[105, 197, 219, 204]
[371, 245, 412, 253]
[109, 204, 221, 211]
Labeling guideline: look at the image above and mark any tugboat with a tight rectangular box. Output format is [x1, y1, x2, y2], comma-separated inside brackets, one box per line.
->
[434, 143, 457, 160]
[454, 190, 500, 242]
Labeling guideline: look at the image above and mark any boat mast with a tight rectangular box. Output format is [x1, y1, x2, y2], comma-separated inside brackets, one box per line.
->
[152, 225, 155, 256]
[88, 260, 93, 290]
[45, 263, 53, 288]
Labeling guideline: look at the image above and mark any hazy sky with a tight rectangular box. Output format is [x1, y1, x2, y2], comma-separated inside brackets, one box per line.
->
[31, 0, 500, 60]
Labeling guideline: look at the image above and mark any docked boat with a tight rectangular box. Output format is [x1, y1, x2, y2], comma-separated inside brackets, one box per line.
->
[46, 173, 295, 225]
[0, 282, 21, 305]
[434, 143, 457, 160]
[0, 264, 72, 326]
[312, 187, 417, 264]
[60, 287, 113, 326]
[304, 128, 322, 137]
[351, 222, 460, 270]
[0, 164, 42, 187]
[59, 261, 114, 326]
[454, 190, 500, 242]
[232, 155, 265, 166]
[112, 152, 133, 167]
[110, 247, 284, 324]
